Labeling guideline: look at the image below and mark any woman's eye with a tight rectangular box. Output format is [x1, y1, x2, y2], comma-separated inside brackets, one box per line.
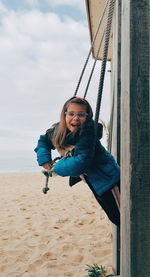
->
[69, 112, 75, 116]
[78, 112, 85, 117]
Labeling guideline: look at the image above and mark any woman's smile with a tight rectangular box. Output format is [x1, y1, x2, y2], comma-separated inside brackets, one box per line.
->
[65, 103, 87, 133]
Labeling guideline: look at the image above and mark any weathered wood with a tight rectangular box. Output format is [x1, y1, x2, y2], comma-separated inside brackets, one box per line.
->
[86, 1, 149, 276]
[111, 0, 121, 275]
[85, 0, 113, 60]
[121, 0, 150, 276]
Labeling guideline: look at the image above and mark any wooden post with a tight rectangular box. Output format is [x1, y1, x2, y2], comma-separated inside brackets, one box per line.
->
[110, 0, 121, 274]
[121, 0, 150, 276]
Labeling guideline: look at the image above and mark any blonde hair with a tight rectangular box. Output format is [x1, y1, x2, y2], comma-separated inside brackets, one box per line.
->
[51, 97, 93, 151]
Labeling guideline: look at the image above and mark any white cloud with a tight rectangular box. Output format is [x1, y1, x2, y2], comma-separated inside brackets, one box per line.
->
[24, 0, 85, 13]
[0, 8, 89, 109]
[0, 2, 7, 13]
[24, 0, 39, 7]
[46, 0, 85, 10]
[26, 0, 38, 4]
[0, 3, 110, 172]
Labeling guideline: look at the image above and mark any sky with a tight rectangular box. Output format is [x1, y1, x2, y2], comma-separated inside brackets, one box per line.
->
[0, 0, 111, 173]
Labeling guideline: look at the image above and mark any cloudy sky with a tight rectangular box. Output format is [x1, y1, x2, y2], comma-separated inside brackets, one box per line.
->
[0, 0, 111, 172]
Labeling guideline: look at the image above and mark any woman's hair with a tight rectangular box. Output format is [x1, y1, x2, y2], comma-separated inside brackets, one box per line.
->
[51, 97, 93, 151]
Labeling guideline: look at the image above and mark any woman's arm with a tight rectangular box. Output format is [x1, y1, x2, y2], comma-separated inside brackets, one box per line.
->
[34, 133, 55, 166]
[53, 120, 96, 176]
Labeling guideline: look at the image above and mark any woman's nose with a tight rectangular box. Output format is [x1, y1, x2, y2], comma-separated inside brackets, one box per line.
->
[73, 114, 80, 119]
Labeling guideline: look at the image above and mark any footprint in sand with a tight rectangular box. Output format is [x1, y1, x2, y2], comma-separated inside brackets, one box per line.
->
[92, 248, 110, 257]
[86, 211, 95, 215]
[25, 217, 31, 220]
[74, 217, 89, 226]
[88, 218, 95, 224]
[56, 218, 69, 224]
[73, 255, 84, 263]
[53, 226, 59, 229]
[57, 235, 64, 241]
[27, 251, 57, 271]
[20, 207, 27, 211]
[62, 244, 74, 252]
[42, 252, 57, 260]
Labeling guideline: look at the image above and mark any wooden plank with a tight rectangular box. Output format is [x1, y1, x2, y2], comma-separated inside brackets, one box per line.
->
[121, 0, 150, 276]
[110, 0, 121, 275]
[85, 0, 113, 60]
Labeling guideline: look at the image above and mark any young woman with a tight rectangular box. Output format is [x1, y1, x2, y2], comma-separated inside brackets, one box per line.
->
[34, 97, 120, 227]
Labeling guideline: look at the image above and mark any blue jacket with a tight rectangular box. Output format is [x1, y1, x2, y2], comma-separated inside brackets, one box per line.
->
[34, 120, 120, 196]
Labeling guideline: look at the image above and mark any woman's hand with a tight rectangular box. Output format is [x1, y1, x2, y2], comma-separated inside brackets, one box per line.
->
[42, 162, 52, 170]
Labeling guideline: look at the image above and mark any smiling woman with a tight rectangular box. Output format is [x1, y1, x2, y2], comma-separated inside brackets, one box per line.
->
[34, 97, 120, 227]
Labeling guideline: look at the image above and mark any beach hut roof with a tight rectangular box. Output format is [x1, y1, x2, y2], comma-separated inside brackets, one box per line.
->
[85, 0, 113, 61]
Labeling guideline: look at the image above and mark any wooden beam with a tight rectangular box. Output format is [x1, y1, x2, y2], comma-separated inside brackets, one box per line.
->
[121, 0, 150, 276]
[111, 0, 121, 274]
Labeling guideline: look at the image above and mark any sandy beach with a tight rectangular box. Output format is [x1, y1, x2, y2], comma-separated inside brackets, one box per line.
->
[0, 173, 114, 277]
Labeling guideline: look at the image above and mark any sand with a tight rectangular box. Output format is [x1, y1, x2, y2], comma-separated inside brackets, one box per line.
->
[0, 173, 114, 277]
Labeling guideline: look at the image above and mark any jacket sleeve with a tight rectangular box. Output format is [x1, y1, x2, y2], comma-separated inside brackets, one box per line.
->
[34, 133, 55, 166]
[53, 121, 96, 176]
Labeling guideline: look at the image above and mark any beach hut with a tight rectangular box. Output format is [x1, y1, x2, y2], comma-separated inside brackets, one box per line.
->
[85, 0, 150, 276]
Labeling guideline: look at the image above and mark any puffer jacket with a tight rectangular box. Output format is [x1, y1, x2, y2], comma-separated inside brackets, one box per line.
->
[34, 120, 120, 196]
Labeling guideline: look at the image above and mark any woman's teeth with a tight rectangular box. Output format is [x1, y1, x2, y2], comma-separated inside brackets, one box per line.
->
[71, 124, 80, 127]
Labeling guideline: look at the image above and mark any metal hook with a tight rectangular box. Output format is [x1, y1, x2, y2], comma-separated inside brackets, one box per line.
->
[41, 156, 61, 194]
[42, 170, 52, 194]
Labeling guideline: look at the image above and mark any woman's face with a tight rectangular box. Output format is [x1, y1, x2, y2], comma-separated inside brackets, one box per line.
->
[65, 103, 88, 133]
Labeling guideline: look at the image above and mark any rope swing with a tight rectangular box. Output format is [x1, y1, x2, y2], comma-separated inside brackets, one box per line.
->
[74, 0, 116, 131]
[94, 0, 116, 127]
[42, 0, 116, 194]
[73, 0, 109, 97]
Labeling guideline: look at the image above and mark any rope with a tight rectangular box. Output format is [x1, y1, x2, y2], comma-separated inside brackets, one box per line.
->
[83, 30, 105, 98]
[107, 84, 115, 152]
[94, 0, 116, 128]
[73, 0, 109, 97]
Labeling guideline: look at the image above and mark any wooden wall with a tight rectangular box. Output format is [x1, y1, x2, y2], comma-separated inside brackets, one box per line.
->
[111, 0, 150, 276]
[111, 0, 121, 275]
[120, 0, 150, 276]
